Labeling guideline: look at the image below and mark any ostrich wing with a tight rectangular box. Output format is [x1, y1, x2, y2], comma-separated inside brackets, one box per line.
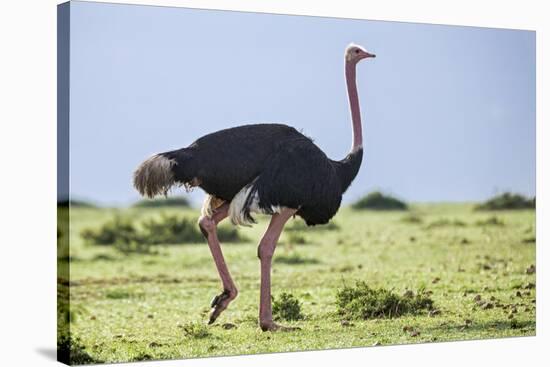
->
[246, 138, 343, 226]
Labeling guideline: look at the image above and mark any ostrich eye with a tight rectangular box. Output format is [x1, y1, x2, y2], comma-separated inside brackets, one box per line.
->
[354, 49, 360, 54]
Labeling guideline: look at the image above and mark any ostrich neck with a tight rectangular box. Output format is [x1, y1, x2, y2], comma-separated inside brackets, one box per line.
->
[330, 60, 364, 193]
[345, 61, 362, 151]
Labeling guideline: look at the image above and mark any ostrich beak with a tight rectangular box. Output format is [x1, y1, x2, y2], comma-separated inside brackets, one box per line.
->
[364, 52, 376, 58]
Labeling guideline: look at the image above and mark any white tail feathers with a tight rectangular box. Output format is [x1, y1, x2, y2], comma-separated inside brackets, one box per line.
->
[200, 195, 225, 219]
[133, 154, 177, 198]
[228, 185, 257, 226]
[228, 185, 284, 226]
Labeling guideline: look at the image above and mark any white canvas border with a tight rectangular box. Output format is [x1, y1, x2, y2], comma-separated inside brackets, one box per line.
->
[0, 0, 546, 366]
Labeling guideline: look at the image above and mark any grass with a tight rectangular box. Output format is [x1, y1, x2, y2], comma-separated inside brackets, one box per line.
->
[274, 253, 320, 265]
[60, 203, 535, 363]
[285, 231, 309, 245]
[181, 322, 211, 339]
[475, 216, 505, 226]
[285, 220, 340, 231]
[425, 218, 467, 229]
[400, 213, 424, 224]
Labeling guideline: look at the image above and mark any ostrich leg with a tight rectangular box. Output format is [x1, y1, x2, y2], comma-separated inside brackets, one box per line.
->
[198, 203, 238, 324]
[257, 208, 298, 331]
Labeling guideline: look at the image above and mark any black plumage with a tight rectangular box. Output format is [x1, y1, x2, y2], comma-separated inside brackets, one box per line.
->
[140, 123, 362, 226]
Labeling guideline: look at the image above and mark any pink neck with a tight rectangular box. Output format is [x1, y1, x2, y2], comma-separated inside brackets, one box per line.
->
[345, 61, 362, 152]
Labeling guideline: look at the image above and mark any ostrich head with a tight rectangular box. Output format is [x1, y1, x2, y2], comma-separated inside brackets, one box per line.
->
[345, 43, 376, 64]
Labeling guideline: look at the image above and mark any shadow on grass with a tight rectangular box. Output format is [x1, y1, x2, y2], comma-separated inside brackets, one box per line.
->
[274, 253, 320, 265]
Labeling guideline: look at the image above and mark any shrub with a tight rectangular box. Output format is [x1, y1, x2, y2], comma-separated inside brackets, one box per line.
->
[133, 197, 191, 208]
[80, 217, 152, 254]
[142, 215, 242, 244]
[216, 224, 243, 243]
[352, 192, 408, 211]
[273, 293, 305, 321]
[81, 214, 246, 254]
[336, 282, 434, 320]
[141, 215, 203, 244]
[475, 193, 535, 211]
[81, 217, 139, 246]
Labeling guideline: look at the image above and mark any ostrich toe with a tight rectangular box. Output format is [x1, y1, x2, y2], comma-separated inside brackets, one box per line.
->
[207, 289, 237, 324]
[260, 321, 301, 332]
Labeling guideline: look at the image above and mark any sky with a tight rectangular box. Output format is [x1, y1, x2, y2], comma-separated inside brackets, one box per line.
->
[65, 1, 536, 206]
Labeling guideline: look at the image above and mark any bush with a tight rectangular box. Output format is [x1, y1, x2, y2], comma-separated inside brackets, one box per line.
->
[133, 197, 191, 208]
[141, 214, 243, 243]
[475, 193, 535, 211]
[141, 215, 203, 244]
[352, 192, 408, 211]
[80, 217, 151, 254]
[216, 224, 243, 243]
[81, 217, 139, 246]
[272, 293, 305, 321]
[336, 282, 434, 320]
[81, 214, 246, 254]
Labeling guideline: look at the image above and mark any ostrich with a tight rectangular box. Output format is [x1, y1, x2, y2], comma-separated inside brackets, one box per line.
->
[133, 44, 375, 331]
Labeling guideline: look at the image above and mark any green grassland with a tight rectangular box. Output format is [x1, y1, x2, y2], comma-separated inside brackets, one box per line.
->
[59, 203, 535, 364]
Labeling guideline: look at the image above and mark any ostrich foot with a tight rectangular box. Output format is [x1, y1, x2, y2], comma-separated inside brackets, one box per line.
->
[208, 289, 237, 324]
[260, 321, 301, 332]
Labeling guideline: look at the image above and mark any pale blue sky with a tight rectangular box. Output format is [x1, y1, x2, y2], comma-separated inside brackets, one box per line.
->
[67, 1, 535, 206]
